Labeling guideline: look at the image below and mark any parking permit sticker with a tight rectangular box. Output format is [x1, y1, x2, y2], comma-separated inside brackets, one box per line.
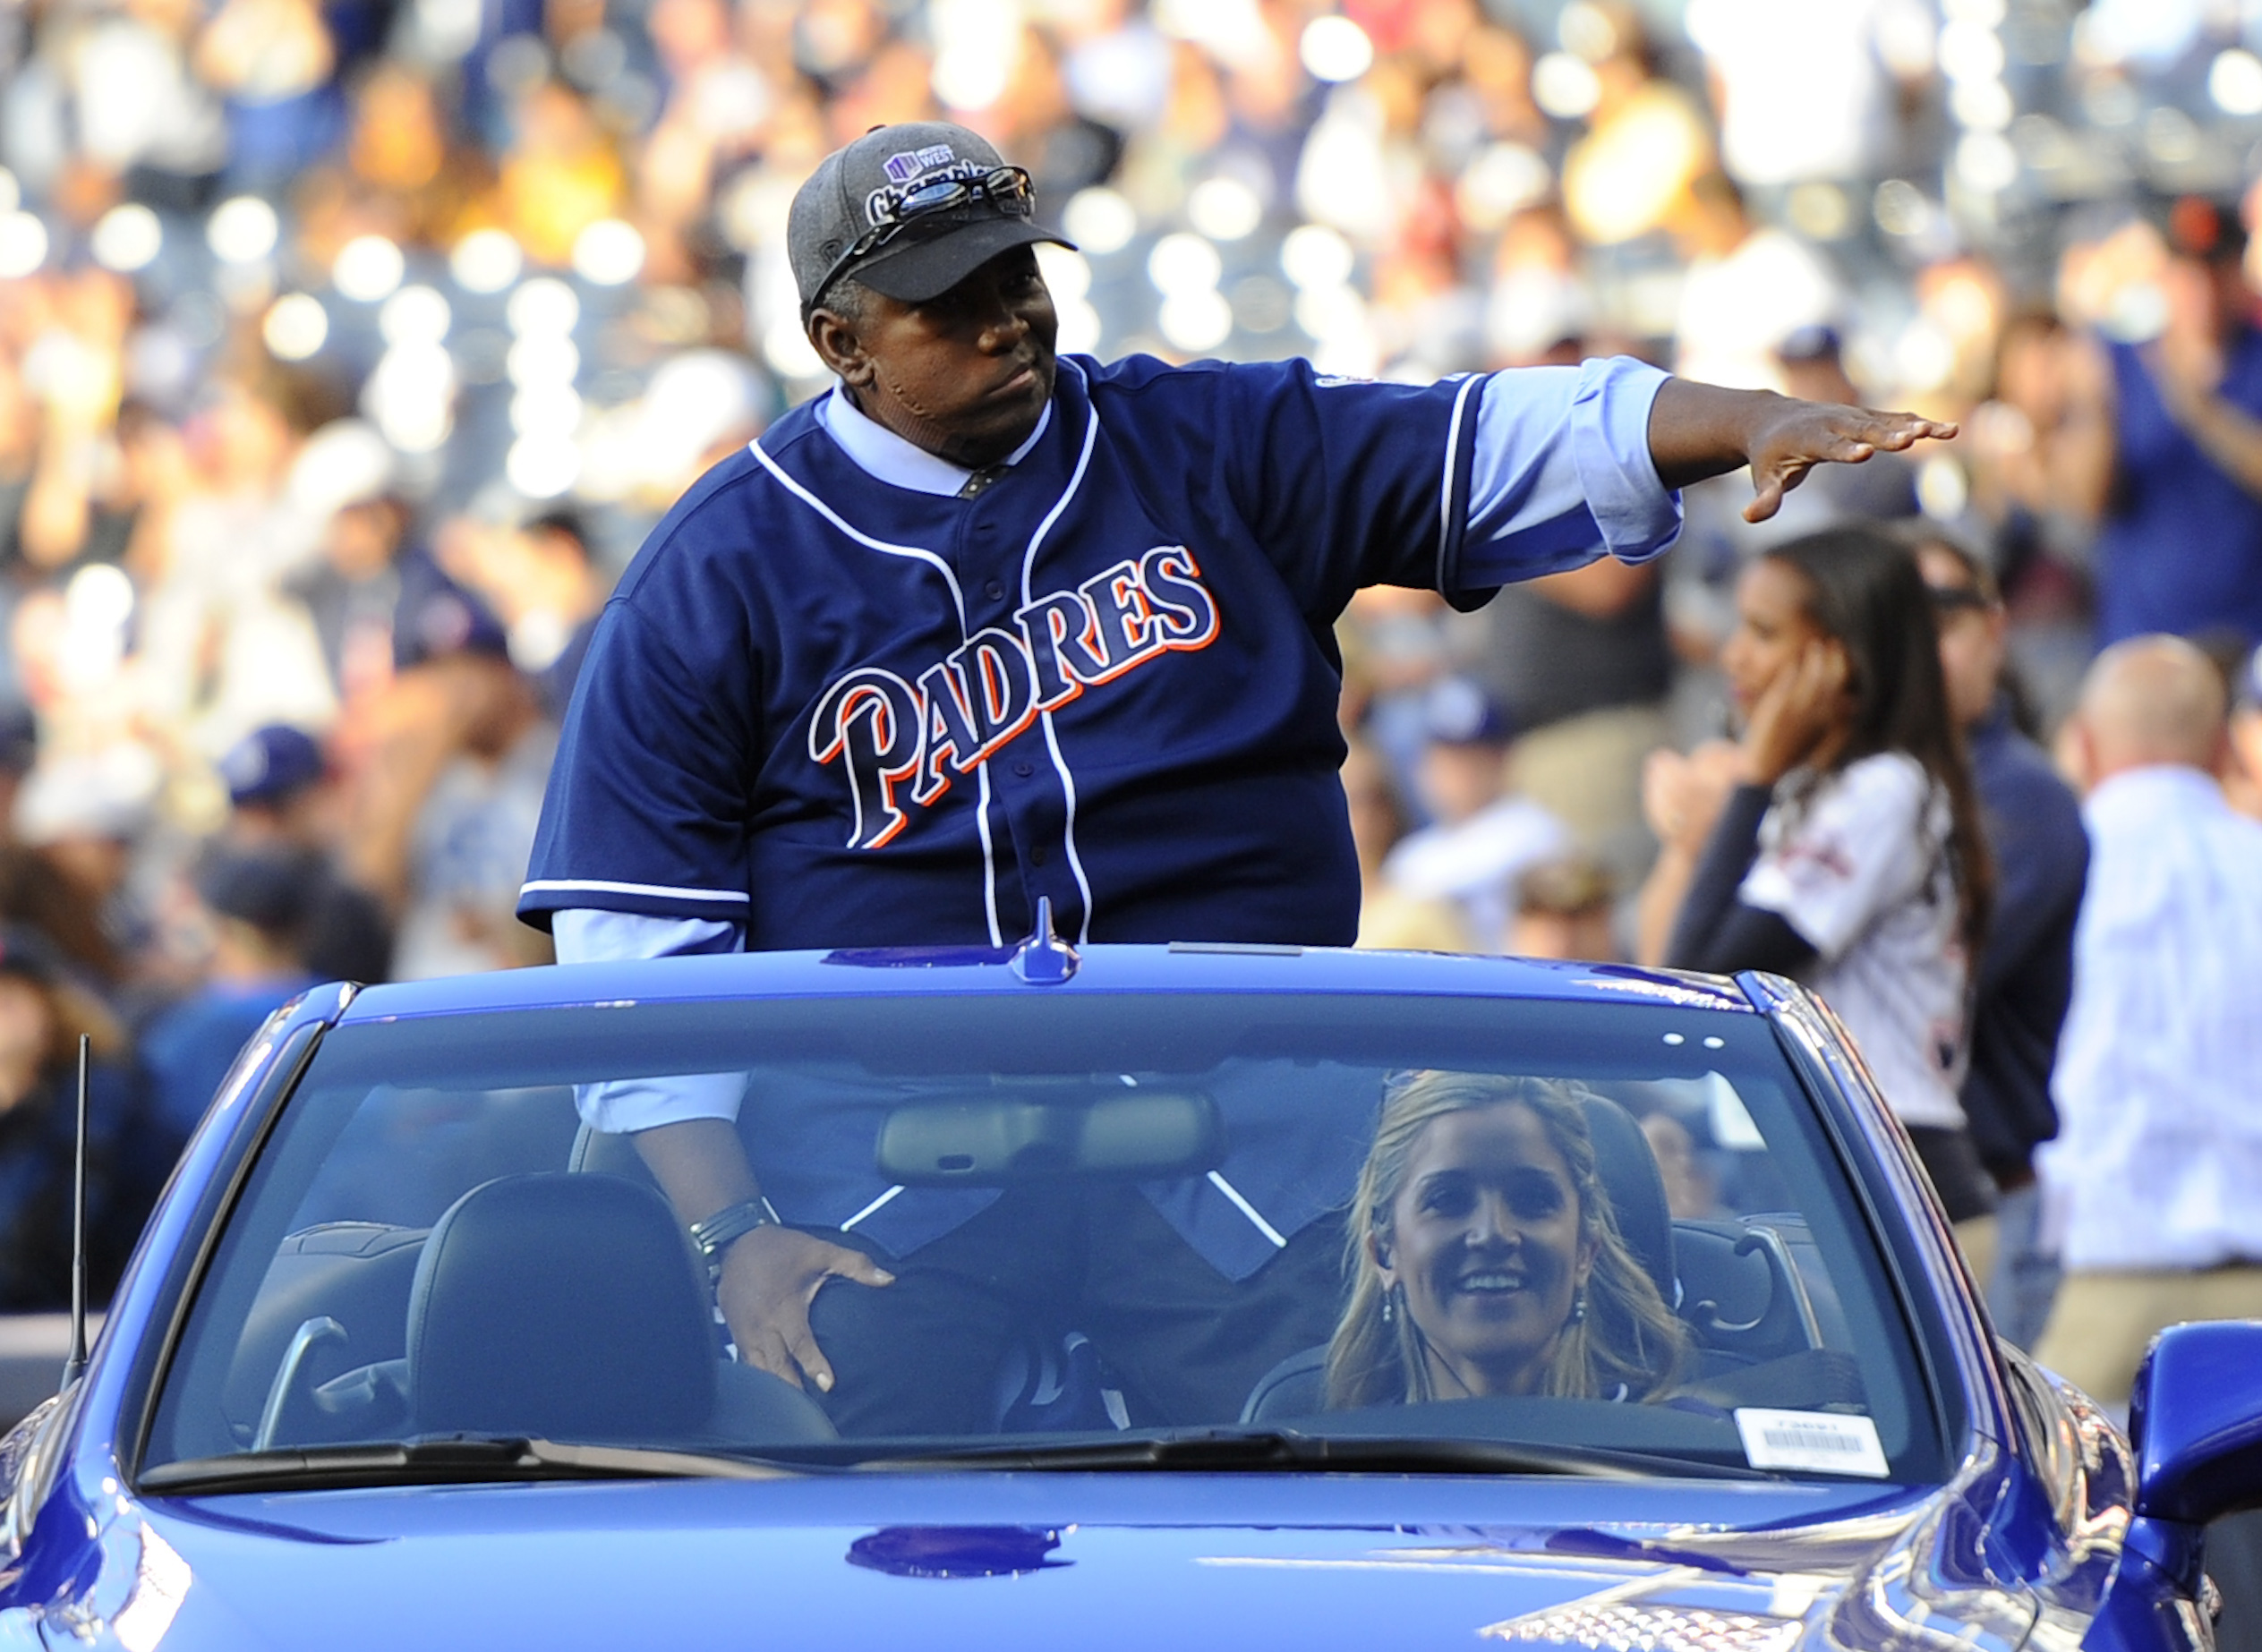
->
[1734, 1409, 1890, 1477]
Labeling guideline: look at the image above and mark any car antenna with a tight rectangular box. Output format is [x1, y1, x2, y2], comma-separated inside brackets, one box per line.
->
[60, 1033, 89, 1391]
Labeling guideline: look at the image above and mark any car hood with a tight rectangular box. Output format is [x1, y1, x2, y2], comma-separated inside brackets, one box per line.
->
[28, 1472, 2039, 1652]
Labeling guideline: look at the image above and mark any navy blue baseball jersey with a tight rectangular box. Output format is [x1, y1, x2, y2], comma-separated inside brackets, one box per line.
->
[520, 352, 1677, 952]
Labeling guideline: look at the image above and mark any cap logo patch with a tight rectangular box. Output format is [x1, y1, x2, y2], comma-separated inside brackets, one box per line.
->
[864, 158, 990, 226]
[882, 144, 957, 184]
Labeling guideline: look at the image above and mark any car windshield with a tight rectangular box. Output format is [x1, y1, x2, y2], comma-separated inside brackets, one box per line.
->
[142, 985, 1943, 1484]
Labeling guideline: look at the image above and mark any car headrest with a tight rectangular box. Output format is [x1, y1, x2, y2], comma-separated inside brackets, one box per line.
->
[1576, 1093, 1676, 1307]
[407, 1172, 715, 1441]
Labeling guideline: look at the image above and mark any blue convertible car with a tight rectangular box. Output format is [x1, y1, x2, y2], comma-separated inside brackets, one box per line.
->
[0, 934, 2255, 1649]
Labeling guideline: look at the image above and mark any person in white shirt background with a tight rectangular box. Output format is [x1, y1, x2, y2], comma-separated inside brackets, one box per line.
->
[1379, 678, 1569, 952]
[2034, 635, 2262, 1409]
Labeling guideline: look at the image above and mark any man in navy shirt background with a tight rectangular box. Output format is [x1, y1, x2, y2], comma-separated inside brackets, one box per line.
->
[518, 120, 1954, 1428]
[1908, 525, 2087, 1351]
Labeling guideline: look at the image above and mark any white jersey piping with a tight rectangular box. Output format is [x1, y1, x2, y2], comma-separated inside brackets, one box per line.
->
[1207, 1170, 1288, 1248]
[521, 877, 752, 904]
[1435, 372, 1483, 593]
[1020, 362, 1102, 944]
[839, 1184, 905, 1231]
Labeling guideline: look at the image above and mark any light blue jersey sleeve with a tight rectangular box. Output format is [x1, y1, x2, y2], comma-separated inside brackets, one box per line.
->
[554, 909, 747, 1131]
[1458, 355, 1681, 588]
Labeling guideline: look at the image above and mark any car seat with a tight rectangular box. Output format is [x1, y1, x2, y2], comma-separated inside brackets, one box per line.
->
[406, 1172, 720, 1441]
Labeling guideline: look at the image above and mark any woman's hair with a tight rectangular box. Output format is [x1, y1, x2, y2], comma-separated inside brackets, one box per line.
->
[1325, 1072, 1688, 1409]
[1758, 525, 1994, 954]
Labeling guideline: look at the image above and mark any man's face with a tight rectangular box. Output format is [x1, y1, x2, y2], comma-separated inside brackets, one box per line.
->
[810, 246, 1058, 470]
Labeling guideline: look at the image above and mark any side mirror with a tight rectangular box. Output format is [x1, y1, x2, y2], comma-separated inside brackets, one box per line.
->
[2130, 1320, 2262, 1527]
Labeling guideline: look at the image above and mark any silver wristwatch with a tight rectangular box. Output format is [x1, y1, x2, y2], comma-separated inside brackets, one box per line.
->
[688, 1197, 779, 1283]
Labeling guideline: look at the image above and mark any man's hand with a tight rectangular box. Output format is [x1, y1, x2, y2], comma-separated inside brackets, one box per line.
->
[629, 1116, 894, 1392]
[1739, 400, 1959, 524]
[717, 1223, 893, 1392]
[1647, 378, 1958, 522]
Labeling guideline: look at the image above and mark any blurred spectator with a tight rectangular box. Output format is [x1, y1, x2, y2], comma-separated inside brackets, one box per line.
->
[497, 80, 627, 268]
[216, 722, 392, 983]
[347, 635, 557, 981]
[2078, 201, 2262, 652]
[289, 486, 415, 706]
[1670, 173, 1841, 394]
[193, 0, 341, 191]
[1506, 856, 1618, 962]
[139, 366, 346, 755]
[1635, 1105, 1721, 1222]
[1774, 327, 1920, 523]
[1682, 0, 1929, 193]
[1343, 737, 1469, 952]
[1473, 507, 1672, 886]
[1960, 311, 2110, 728]
[9, 747, 160, 990]
[140, 843, 320, 1153]
[1337, 586, 1465, 819]
[1379, 677, 1567, 949]
[2231, 645, 2262, 823]
[439, 507, 610, 719]
[1558, 7, 1711, 252]
[2036, 637, 2262, 1407]
[1641, 527, 1999, 1265]
[0, 927, 145, 1309]
[1908, 525, 2087, 1352]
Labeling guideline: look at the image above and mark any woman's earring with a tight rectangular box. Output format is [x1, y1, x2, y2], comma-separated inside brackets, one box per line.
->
[1381, 1289, 1395, 1324]
[1571, 1289, 1588, 1325]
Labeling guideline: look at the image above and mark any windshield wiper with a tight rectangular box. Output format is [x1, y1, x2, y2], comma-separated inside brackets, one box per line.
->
[139, 1435, 801, 1496]
[863, 1428, 1773, 1480]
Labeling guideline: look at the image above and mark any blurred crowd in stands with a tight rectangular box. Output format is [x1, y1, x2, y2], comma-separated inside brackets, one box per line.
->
[1, 0, 2261, 1383]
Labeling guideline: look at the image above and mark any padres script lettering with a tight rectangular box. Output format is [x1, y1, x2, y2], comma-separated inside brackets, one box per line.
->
[809, 545, 1221, 848]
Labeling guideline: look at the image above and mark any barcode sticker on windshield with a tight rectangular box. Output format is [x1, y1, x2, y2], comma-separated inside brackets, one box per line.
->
[1733, 1409, 1890, 1477]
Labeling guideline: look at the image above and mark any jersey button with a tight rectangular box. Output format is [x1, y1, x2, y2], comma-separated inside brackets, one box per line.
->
[1030, 845, 1048, 865]
[984, 578, 1005, 600]
[1011, 759, 1035, 778]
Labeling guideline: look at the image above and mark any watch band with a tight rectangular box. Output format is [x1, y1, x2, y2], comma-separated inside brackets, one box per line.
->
[689, 1197, 779, 1282]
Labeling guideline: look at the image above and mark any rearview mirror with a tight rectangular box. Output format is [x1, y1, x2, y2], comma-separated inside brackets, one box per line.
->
[2130, 1319, 2262, 1528]
[875, 1089, 1224, 1185]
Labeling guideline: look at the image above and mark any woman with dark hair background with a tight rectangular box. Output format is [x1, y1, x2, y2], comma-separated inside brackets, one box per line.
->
[1635, 525, 1998, 1264]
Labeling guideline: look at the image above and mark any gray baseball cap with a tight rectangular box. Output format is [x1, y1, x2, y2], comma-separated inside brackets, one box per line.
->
[789, 122, 1072, 315]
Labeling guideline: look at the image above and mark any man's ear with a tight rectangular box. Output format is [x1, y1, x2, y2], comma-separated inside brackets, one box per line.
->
[807, 308, 872, 386]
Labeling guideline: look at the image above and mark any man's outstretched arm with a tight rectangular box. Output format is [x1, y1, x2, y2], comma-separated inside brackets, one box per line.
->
[1645, 378, 1959, 522]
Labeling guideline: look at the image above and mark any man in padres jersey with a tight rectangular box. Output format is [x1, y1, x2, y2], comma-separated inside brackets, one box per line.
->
[518, 122, 1953, 1429]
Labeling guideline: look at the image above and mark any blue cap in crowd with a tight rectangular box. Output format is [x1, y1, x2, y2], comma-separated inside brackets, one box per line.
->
[1421, 677, 1514, 748]
[219, 726, 324, 808]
